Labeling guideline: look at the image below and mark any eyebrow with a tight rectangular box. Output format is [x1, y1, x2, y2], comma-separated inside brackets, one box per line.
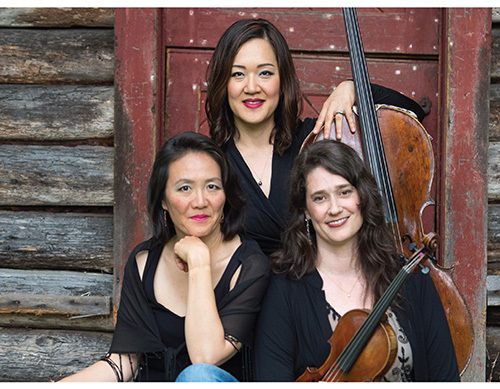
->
[172, 177, 223, 186]
[309, 184, 354, 196]
[231, 63, 276, 69]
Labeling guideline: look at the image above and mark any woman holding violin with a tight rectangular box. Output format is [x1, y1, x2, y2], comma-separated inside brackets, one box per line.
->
[206, 18, 425, 257]
[253, 140, 459, 382]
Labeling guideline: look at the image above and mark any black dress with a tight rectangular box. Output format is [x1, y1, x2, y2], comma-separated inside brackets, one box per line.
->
[107, 236, 270, 381]
[224, 84, 426, 256]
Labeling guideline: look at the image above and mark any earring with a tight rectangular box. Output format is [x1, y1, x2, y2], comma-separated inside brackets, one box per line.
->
[305, 217, 312, 243]
[163, 209, 168, 227]
[220, 213, 225, 224]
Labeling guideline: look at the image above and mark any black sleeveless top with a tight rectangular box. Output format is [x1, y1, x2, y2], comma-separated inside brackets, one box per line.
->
[141, 242, 243, 380]
[108, 236, 270, 382]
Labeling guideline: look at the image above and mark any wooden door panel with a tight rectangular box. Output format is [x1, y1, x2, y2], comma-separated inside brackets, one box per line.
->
[164, 8, 439, 55]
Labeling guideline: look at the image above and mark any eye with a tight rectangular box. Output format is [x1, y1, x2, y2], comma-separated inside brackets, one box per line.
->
[312, 194, 326, 202]
[339, 187, 355, 197]
[259, 69, 275, 77]
[231, 71, 245, 78]
[207, 183, 222, 191]
[178, 185, 191, 192]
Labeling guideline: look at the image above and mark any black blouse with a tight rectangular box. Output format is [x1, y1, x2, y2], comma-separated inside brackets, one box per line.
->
[224, 84, 426, 256]
[254, 270, 460, 382]
[108, 236, 271, 381]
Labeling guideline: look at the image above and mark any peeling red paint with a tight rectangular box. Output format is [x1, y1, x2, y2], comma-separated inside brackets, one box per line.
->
[114, 9, 160, 305]
[439, 8, 491, 380]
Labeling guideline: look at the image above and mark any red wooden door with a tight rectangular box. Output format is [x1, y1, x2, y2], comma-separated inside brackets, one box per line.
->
[163, 7, 440, 247]
[114, 8, 490, 380]
[163, 8, 440, 140]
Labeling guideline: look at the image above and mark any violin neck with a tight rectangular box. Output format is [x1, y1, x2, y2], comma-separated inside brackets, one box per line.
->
[335, 251, 424, 373]
[342, 8, 398, 225]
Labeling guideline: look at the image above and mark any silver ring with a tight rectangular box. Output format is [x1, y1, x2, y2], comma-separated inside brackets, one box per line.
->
[335, 110, 344, 116]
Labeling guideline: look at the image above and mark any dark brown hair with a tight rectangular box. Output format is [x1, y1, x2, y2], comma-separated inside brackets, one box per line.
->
[206, 18, 302, 155]
[272, 140, 401, 304]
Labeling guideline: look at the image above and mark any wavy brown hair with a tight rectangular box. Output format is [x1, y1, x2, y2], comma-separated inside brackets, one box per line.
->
[271, 140, 402, 305]
[206, 18, 302, 155]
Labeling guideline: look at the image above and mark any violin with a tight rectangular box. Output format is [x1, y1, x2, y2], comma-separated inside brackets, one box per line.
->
[296, 234, 438, 382]
[301, 7, 473, 376]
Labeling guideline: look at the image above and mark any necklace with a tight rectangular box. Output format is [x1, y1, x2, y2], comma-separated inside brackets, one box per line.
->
[320, 270, 361, 298]
[246, 152, 272, 186]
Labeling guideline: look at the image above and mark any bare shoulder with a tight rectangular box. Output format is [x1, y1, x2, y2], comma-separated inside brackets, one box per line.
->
[135, 250, 149, 280]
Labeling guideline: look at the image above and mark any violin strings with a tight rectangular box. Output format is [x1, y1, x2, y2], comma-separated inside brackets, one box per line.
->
[322, 251, 422, 381]
[322, 267, 409, 381]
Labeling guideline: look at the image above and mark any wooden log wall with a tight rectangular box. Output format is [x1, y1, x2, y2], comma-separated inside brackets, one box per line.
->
[0, 8, 115, 381]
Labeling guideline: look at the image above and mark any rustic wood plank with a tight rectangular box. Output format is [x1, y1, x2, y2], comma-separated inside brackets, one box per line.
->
[0, 85, 113, 141]
[487, 326, 500, 381]
[489, 204, 500, 275]
[0, 28, 114, 84]
[0, 327, 113, 382]
[489, 276, 500, 306]
[0, 268, 113, 297]
[0, 211, 113, 272]
[0, 145, 114, 206]
[0, 8, 114, 27]
[491, 84, 500, 140]
[0, 294, 110, 316]
[0, 312, 114, 332]
[491, 27, 500, 81]
[489, 142, 500, 201]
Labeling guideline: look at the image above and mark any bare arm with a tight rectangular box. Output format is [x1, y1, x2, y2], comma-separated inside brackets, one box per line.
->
[174, 236, 240, 366]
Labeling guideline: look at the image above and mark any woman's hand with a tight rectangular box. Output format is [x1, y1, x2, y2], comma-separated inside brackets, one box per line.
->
[173, 236, 210, 273]
[312, 80, 357, 140]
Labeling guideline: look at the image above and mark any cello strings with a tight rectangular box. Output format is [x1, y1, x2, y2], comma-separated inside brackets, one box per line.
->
[343, 8, 404, 253]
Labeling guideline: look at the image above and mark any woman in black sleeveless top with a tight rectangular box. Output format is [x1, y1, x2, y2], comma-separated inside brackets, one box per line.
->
[61, 133, 270, 382]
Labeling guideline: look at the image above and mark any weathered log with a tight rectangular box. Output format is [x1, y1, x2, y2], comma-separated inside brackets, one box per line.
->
[0, 327, 113, 382]
[0, 28, 114, 84]
[0, 145, 114, 206]
[489, 275, 500, 306]
[489, 204, 500, 275]
[0, 211, 113, 272]
[492, 27, 500, 82]
[489, 142, 500, 201]
[487, 326, 500, 381]
[0, 294, 110, 316]
[0, 85, 113, 141]
[0, 268, 113, 297]
[0, 8, 114, 27]
[0, 312, 114, 332]
[491, 84, 500, 140]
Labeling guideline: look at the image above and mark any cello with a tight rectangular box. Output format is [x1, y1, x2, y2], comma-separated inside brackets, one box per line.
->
[301, 7, 473, 377]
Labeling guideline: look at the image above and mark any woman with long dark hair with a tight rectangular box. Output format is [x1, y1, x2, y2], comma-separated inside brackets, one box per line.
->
[254, 140, 459, 382]
[205, 18, 425, 256]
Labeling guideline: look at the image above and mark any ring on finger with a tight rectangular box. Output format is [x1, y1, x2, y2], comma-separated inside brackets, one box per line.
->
[335, 110, 344, 116]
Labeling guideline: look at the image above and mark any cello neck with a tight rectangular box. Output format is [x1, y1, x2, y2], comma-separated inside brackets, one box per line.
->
[342, 8, 398, 225]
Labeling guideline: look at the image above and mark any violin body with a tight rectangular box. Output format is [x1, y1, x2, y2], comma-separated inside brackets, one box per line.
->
[302, 105, 473, 375]
[296, 309, 397, 382]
